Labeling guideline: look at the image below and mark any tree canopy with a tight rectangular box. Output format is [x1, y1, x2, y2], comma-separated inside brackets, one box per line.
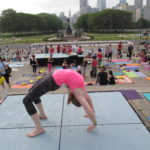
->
[75, 9, 150, 32]
[0, 9, 63, 34]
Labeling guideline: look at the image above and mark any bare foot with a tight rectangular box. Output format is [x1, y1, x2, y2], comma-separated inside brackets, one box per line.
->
[84, 114, 89, 118]
[26, 129, 45, 137]
[39, 114, 47, 120]
[87, 125, 96, 132]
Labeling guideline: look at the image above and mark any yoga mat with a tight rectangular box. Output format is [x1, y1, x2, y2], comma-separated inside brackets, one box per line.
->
[146, 77, 150, 80]
[146, 117, 150, 120]
[22, 74, 43, 77]
[55, 67, 77, 70]
[9, 64, 24, 68]
[112, 59, 129, 62]
[114, 72, 124, 76]
[115, 75, 133, 84]
[15, 81, 30, 85]
[124, 66, 139, 69]
[123, 71, 138, 77]
[102, 62, 115, 66]
[124, 67, 139, 71]
[143, 93, 150, 102]
[134, 72, 147, 77]
[126, 64, 141, 66]
[144, 68, 150, 70]
[12, 84, 33, 89]
[114, 62, 131, 65]
[119, 90, 143, 100]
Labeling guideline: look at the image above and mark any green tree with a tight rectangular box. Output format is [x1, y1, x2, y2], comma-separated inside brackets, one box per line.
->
[136, 18, 150, 29]
[76, 14, 91, 31]
[75, 9, 133, 32]
[0, 9, 17, 32]
[0, 9, 63, 34]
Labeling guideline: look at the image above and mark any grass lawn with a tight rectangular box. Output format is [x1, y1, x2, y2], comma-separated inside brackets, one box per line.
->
[0, 33, 142, 44]
[87, 33, 141, 41]
[0, 35, 53, 45]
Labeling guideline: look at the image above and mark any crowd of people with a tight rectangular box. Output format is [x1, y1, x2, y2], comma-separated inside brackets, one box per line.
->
[42, 44, 84, 55]
[1, 42, 150, 95]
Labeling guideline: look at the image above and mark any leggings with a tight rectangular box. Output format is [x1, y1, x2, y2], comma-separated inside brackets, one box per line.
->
[32, 65, 37, 73]
[23, 73, 60, 115]
[3, 74, 10, 84]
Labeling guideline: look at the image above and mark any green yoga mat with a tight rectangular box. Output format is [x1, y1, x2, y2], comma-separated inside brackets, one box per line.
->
[143, 93, 150, 102]
[123, 71, 138, 77]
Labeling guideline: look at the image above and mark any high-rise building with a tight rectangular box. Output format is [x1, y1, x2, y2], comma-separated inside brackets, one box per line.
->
[119, 0, 127, 4]
[80, 0, 88, 11]
[146, 0, 150, 6]
[97, 0, 106, 11]
[134, 0, 143, 8]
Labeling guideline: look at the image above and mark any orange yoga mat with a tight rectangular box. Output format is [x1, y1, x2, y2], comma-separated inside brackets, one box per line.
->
[126, 64, 141, 66]
[146, 77, 150, 80]
[12, 84, 33, 89]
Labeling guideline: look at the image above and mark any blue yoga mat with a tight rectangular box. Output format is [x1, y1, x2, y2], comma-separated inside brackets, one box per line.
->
[22, 74, 43, 77]
[114, 72, 124, 76]
[114, 62, 131, 65]
[16, 81, 30, 85]
[143, 93, 150, 102]
[146, 117, 150, 120]
[55, 67, 77, 70]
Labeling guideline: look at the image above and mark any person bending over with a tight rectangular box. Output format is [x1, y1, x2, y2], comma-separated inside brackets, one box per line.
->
[23, 69, 97, 137]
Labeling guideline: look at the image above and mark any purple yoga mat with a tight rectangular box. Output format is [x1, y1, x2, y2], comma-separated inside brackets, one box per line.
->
[119, 90, 143, 100]
[15, 81, 30, 85]
[134, 72, 147, 77]
[125, 66, 138, 68]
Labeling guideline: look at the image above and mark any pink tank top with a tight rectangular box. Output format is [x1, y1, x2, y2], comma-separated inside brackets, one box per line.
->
[52, 69, 84, 90]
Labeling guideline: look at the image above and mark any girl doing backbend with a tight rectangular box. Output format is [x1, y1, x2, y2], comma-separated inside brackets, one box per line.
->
[23, 69, 97, 137]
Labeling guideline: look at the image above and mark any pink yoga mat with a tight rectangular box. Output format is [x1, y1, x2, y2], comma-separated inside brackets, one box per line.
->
[144, 68, 150, 70]
[112, 59, 129, 62]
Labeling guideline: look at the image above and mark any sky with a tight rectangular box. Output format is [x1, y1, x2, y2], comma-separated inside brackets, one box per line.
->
[0, 0, 146, 16]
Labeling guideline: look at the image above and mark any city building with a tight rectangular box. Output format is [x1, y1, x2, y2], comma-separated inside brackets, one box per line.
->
[80, 0, 88, 11]
[97, 0, 106, 11]
[147, 0, 150, 6]
[134, 0, 143, 8]
[119, 0, 127, 4]
[115, 0, 150, 21]
[79, 0, 93, 15]
[59, 12, 68, 23]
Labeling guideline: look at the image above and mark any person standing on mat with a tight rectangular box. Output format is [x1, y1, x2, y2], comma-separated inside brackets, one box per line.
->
[0, 57, 11, 89]
[47, 54, 53, 73]
[23, 69, 97, 137]
[31, 55, 38, 76]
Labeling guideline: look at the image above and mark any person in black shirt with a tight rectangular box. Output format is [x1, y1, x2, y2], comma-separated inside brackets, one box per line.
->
[127, 44, 133, 60]
[108, 70, 116, 85]
[96, 68, 108, 85]
[31, 55, 38, 76]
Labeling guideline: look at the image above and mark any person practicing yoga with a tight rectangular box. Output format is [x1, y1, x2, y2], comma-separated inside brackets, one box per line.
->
[23, 69, 97, 137]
